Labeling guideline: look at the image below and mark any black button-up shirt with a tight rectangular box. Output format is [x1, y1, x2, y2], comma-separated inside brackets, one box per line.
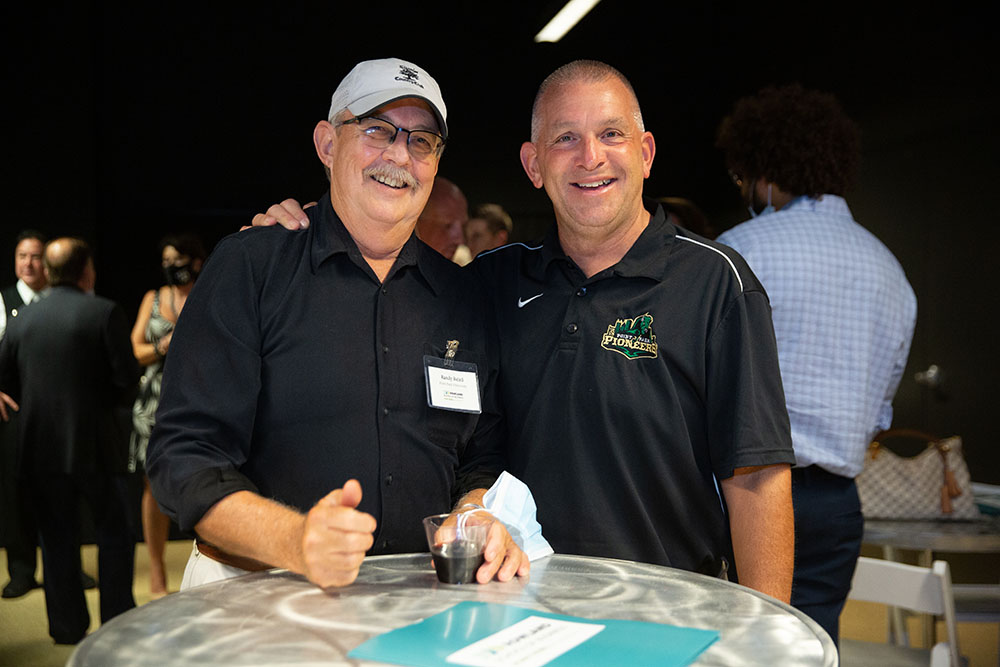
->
[148, 193, 505, 554]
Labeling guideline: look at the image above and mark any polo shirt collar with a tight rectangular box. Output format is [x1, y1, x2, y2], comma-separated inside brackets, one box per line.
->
[531, 197, 675, 282]
[308, 192, 446, 295]
[610, 199, 674, 281]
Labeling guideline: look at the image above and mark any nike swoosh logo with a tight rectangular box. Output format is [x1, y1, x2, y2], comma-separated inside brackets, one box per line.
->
[517, 293, 544, 308]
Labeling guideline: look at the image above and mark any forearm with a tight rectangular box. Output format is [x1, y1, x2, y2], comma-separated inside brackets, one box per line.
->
[451, 486, 531, 582]
[133, 340, 162, 366]
[130, 292, 158, 365]
[197, 481, 376, 589]
[454, 488, 489, 511]
[194, 490, 307, 575]
[722, 464, 794, 603]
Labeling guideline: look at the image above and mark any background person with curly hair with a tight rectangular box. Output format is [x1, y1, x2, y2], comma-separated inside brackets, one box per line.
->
[715, 84, 917, 645]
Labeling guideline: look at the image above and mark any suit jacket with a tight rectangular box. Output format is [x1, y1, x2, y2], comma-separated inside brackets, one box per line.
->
[0, 284, 28, 467]
[0, 286, 139, 475]
[1, 283, 26, 317]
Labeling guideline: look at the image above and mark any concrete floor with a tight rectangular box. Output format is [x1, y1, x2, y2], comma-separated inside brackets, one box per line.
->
[0, 540, 191, 667]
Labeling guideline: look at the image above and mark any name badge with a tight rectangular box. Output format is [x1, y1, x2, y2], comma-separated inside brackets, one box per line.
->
[424, 340, 481, 414]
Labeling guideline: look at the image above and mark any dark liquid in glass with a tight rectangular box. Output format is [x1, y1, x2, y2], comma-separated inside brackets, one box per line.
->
[431, 541, 485, 584]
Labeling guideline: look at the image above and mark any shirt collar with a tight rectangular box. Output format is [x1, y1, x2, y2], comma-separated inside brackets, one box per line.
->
[781, 193, 852, 217]
[307, 192, 447, 295]
[16, 279, 47, 304]
[530, 198, 675, 282]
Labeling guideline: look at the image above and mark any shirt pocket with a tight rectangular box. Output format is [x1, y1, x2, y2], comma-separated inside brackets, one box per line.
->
[422, 343, 484, 450]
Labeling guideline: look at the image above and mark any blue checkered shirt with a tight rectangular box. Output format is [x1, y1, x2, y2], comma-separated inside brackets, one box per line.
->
[717, 195, 916, 477]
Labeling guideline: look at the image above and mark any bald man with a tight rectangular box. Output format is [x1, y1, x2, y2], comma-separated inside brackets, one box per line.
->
[415, 177, 468, 262]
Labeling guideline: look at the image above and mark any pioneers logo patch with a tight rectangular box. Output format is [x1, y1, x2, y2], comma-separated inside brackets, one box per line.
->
[601, 312, 658, 359]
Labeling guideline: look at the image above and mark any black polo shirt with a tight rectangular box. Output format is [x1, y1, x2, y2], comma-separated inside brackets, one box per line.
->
[148, 193, 505, 555]
[470, 200, 793, 576]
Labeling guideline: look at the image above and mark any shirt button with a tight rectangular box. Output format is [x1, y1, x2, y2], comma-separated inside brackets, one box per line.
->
[382, 287, 388, 295]
[566, 323, 578, 334]
[385, 473, 393, 486]
[382, 345, 389, 354]
[383, 407, 390, 415]
[576, 287, 587, 297]
[381, 540, 389, 549]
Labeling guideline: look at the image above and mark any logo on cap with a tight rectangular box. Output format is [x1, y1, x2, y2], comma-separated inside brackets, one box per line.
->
[394, 65, 424, 89]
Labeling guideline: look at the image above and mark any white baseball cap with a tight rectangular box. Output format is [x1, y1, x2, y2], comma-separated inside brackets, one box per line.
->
[328, 58, 448, 139]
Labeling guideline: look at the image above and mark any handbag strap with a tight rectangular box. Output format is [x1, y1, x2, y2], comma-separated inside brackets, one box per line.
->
[872, 428, 939, 443]
[868, 428, 939, 459]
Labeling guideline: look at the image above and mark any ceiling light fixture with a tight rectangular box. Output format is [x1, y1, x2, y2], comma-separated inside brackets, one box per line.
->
[534, 0, 603, 43]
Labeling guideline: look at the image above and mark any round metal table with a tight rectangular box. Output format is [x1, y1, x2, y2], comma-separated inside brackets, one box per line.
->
[68, 553, 836, 666]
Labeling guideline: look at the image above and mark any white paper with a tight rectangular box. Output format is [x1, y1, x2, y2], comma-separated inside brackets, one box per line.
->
[427, 366, 481, 413]
[446, 615, 604, 667]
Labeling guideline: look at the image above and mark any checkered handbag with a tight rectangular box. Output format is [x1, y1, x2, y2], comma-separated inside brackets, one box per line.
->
[856, 429, 981, 520]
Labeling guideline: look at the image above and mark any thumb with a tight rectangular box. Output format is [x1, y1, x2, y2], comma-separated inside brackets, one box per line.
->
[336, 478, 363, 509]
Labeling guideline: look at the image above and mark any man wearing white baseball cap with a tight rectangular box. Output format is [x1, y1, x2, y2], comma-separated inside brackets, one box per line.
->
[147, 58, 528, 590]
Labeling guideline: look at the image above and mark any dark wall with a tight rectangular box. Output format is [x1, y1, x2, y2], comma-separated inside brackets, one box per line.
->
[5, 3, 998, 480]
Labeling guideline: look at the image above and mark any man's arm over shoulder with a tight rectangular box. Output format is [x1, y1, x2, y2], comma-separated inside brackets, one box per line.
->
[250, 198, 314, 230]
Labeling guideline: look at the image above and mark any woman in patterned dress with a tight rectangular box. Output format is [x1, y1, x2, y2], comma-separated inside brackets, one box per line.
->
[129, 233, 205, 597]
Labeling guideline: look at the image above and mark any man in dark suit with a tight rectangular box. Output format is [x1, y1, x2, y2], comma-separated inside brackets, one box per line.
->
[0, 229, 48, 598]
[0, 237, 139, 644]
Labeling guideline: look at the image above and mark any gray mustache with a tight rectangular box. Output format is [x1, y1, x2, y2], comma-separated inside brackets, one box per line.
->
[363, 164, 418, 189]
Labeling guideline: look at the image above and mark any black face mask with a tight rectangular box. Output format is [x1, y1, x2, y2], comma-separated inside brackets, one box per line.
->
[163, 262, 195, 286]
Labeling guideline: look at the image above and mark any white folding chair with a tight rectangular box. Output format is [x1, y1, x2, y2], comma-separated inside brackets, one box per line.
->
[839, 556, 964, 667]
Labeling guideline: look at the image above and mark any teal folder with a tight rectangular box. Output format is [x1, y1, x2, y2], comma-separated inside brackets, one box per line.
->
[347, 601, 719, 666]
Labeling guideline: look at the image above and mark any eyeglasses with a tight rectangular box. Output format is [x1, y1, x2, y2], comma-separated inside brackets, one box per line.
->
[339, 115, 446, 160]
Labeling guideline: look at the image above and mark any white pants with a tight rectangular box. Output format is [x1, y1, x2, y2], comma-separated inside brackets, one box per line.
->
[179, 541, 252, 590]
